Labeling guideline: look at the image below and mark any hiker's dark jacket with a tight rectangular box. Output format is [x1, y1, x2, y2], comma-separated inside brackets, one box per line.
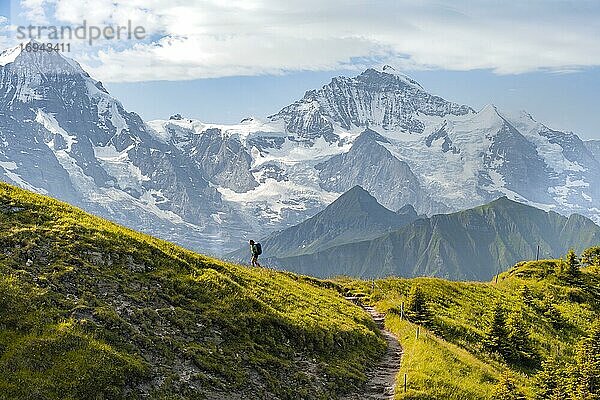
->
[250, 244, 259, 256]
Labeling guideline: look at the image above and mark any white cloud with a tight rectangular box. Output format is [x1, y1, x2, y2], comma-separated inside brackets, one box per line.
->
[20, 0, 51, 24]
[10, 0, 600, 82]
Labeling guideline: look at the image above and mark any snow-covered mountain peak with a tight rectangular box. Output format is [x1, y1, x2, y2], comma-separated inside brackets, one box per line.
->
[0, 41, 111, 91]
[268, 68, 474, 142]
[7, 43, 79, 75]
[363, 65, 424, 89]
[0, 41, 151, 160]
[0, 41, 114, 104]
[471, 104, 505, 126]
[0, 40, 45, 66]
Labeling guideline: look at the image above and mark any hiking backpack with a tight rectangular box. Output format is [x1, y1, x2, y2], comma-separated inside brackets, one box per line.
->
[255, 243, 262, 255]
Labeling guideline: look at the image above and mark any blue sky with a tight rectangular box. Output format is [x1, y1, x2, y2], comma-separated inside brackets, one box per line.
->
[1, 0, 600, 139]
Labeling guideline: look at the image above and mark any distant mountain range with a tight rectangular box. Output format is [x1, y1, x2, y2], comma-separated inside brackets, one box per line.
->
[0, 44, 599, 255]
[231, 187, 600, 280]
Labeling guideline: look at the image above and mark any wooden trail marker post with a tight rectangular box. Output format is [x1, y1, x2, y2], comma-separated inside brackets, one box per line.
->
[404, 374, 407, 393]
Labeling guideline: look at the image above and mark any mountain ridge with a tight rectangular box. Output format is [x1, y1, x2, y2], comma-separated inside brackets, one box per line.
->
[228, 185, 422, 260]
[258, 193, 600, 280]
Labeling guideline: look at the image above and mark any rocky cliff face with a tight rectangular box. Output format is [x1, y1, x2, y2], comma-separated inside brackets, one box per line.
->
[315, 129, 443, 215]
[585, 139, 600, 163]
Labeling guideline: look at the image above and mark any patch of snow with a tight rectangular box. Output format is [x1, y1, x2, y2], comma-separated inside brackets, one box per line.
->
[212, 212, 225, 224]
[252, 135, 351, 169]
[209, 118, 287, 142]
[93, 92, 130, 138]
[139, 190, 198, 226]
[109, 102, 128, 135]
[146, 120, 179, 143]
[380, 106, 500, 207]
[484, 168, 554, 211]
[35, 110, 77, 151]
[17, 85, 43, 102]
[0, 160, 48, 194]
[93, 144, 149, 191]
[565, 177, 588, 188]
[549, 176, 590, 207]
[0, 45, 22, 66]
[147, 117, 287, 145]
[0, 161, 17, 170]
[218, 174, 337, 222]
[590, 208, 600, 225]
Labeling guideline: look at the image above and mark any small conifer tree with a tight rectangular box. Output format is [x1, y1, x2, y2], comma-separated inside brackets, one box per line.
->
[492, 372, 527, 400]
[484, 303, 511, 360]
[534, 357, 569, 400]
[561, 249, 581, 279]
[405, 284, 431, 326]
[519, 284, 534, 307]
[506, 309, 536, 365]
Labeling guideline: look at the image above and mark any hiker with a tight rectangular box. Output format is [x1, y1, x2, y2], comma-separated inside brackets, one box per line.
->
[249, 240, 262, 268]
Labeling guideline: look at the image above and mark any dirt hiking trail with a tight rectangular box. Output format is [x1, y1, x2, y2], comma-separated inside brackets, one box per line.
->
[343, 296, 403, 400]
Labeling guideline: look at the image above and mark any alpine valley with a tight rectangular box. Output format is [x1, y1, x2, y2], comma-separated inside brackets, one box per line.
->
[1, 44, 599, 256]
[231, 186, 600, 280]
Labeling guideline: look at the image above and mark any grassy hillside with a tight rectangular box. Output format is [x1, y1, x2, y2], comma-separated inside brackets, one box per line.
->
[340, 251, 600, 399]
[0, 182, 386, 400]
